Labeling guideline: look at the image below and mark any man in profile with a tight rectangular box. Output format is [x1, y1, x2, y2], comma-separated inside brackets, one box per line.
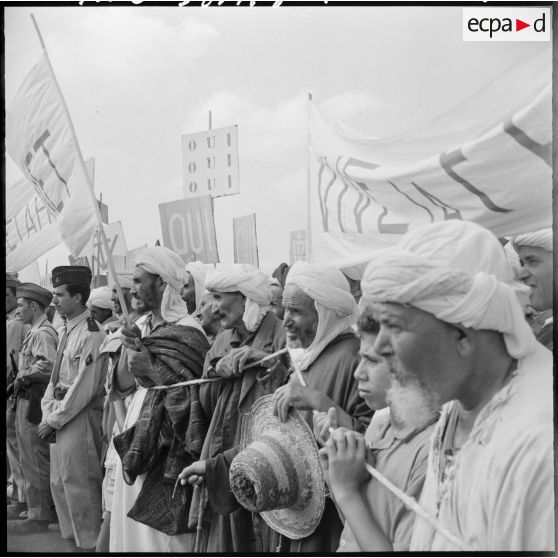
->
[360, 220, 553, 551]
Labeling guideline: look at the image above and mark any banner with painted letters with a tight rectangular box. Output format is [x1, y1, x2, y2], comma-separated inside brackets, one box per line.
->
[233, 213, 259, 267]
[159, 196, 219, 264]
[77, 221, 128, 275]
[309, 49, 551, 266]
[6, 55, 98, 271]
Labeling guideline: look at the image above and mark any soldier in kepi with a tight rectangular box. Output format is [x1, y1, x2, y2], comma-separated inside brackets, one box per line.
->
[39, 266, 108, 552]
[8, 283, 58, 534]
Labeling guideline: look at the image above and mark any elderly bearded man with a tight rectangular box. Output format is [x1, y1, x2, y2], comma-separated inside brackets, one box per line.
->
[361, 220, 554, 551]
[40, 266, 108, 551]
[270, 261, 372, 553]
[513, 228, 553, 350]
[109, 247, 209, 553]
[179, 264, 287, 553]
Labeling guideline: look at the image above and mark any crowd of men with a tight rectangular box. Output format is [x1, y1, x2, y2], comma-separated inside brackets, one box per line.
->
[5, 221, 554, 552]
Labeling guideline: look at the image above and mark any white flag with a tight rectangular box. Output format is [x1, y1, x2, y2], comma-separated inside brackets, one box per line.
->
[309, 50, 552, 266]
[6, 54, 97, 270]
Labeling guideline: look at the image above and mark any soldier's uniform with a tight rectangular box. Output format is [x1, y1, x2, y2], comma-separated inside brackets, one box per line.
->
[13, 283, 58, 528]
[6, 274, 29, 511]
[41, 266, 108, 550]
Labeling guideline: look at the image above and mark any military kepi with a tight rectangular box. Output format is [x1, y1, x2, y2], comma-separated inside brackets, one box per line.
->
[16, 283, 53, 308]
[51, 266, 92, 288]
[6, 272, 21, 288]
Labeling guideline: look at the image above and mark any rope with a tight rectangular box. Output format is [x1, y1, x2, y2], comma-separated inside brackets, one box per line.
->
[147, 347, 289, 390]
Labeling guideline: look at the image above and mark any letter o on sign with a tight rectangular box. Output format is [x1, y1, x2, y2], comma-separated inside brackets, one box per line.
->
[188, 162, 197, 174]
[189, 181, 198, 193]
[168, 213, 189, 255]
[188, 140, 197, 151]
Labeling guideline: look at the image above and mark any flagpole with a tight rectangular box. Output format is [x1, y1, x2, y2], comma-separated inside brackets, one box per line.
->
[306, 91, 313, 263]
[30, 14, 129, 321]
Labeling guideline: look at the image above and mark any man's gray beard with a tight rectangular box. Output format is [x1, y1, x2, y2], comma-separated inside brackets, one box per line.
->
[386, 358, 440, 429]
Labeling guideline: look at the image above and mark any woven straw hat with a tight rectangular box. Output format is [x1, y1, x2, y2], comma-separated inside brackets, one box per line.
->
[229, 394, 325, 540]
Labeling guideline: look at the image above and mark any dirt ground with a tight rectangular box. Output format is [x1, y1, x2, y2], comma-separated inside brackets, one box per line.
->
[6, 522, 80, 554]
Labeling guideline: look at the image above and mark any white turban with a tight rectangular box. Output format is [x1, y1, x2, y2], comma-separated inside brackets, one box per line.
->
[135, 246, 203, 331]
[205, 264, 272, 332]
[513, 228, 553, 252]
[185, 261, 208, 311]
[285, 261, 358, 371]
[87, 286, 113, 310]
[111, 272, 134, 290]
[361, 220, 536, 359]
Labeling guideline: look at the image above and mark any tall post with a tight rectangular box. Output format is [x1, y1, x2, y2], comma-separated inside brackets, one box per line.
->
[30, 14, 129, 321]
[306, 92, 313, 262]
[209, 110, 212, 130]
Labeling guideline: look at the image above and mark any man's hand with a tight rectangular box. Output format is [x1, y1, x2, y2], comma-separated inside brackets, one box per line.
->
[216, 346, 269, 378]
[121, 321, 142, 350]
[322, 428, 370, 500]
[126, 344, 158, 381]
[272, 382, 320, 422]
[179, 460, 207, 487]
[37, 422, 55, 440]
[313, 406, 338, 446]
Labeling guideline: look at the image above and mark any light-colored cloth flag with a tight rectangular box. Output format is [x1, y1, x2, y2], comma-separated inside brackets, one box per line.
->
[6, 54, 97, 271]
[309, 49, 551, 266]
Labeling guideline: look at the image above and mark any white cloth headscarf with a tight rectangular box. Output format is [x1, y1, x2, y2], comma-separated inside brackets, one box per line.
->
[513, 227, 553, 252]
[135, 246, 203, 331]
[285, 261, 358, 371]
[205, 264, 272, 332]
[185, 261, 208, 311]
[87, 286, 113, 309]
[111, 272, 134, 290]
[360, 220, 536, 359]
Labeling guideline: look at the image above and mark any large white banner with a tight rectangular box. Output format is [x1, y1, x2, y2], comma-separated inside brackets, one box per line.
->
[6, 55, 97, 271]
[309, 50, 551, 266]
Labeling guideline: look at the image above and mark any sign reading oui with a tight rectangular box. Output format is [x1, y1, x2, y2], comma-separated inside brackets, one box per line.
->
[159, 196, 219, 264]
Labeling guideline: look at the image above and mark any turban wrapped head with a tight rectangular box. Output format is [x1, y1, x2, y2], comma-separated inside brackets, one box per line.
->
[285, 262, 357, 371]
[205, 264, 272, 332]
[134, 246, 203, 332]
[184, 261, 208, 311]
[512, 228, 553, 253]
[112, 272, 134, 291]
[360, 220, 536, 359]
[87, 286, 113, 310]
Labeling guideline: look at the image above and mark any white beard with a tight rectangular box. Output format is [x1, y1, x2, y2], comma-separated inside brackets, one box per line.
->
[386, 376, 440, 430]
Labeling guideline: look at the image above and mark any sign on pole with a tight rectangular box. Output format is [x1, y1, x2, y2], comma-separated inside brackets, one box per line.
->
[290, 229, 307, 265]
[76, 221, 127, 275]
[159, 196, 219, 264]
[233, 213, 259, 267]
[182, 125, 239, 198]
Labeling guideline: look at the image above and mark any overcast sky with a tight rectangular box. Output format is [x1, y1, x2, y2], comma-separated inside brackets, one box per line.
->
[5, 4, 549, 275]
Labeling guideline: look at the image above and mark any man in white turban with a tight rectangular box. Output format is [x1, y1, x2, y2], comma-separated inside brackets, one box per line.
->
[88, 286, 119, 333]
[110, 272, 135, 318]
[513, 228, 553, 349]
[269, 261, 372, 553]
[109, 246, 210, 553]
[181, 261, 208, 315]
[178, 264, 287, 553]
[360, 220, 553, 552]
